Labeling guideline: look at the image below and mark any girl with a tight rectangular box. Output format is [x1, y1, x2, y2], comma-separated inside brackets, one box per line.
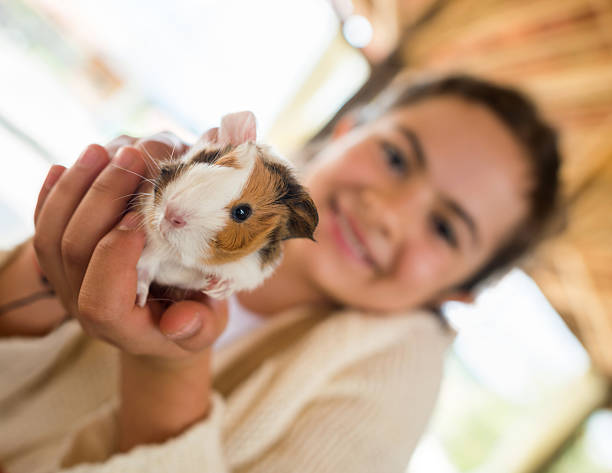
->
[0, 74, 560, 472]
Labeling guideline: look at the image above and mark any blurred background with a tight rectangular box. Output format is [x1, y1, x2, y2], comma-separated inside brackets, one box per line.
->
[1, 0, 611, 472]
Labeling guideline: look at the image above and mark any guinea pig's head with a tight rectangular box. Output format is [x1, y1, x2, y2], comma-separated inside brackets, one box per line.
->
[143, 111, 318, 268]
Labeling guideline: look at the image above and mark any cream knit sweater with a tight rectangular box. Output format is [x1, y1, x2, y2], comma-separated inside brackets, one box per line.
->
[0, 249, 454, 473]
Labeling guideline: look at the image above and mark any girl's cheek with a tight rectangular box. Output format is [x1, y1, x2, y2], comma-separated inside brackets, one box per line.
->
[398, 243, 445, 289]
[339, 154, 384, 185]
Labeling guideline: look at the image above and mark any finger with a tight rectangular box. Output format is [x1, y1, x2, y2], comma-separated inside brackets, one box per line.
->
[105, 135, 138, 158]
[62, 147, 148, 293]
[34, 145, 110, 304]
[200, 127, 219, 144]
[190, 127, 220, 151]
[78, 212, 145, 326]
[136, 131, 189, 154]
[159, 298, 229, 352]
[34, 165, 66, 225]
[78, 214, 186, 356]
[135, 132, 189, 178]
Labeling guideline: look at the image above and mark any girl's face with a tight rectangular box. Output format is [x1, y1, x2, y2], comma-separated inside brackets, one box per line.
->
[294, 96, 532, 312]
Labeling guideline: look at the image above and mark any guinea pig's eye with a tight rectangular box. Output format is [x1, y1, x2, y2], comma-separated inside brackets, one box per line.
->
[160, 167, 171, 178]
[231, 204, 252, 222]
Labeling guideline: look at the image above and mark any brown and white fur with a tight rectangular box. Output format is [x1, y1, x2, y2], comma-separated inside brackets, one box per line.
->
[135, 111, 318, 306]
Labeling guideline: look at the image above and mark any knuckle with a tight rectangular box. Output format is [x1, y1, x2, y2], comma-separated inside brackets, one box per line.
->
[60, 235, 86, 268]
[94, 229, 140, 265]
[134, 137, 154, 149]
[90, 176, 116, 196]
[96, 232, 120, 256]
[33, 232, 53, 257]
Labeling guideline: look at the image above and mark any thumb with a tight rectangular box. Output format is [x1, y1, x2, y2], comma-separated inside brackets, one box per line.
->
[79, 212, 145, 325]
[159, 298, 228, 352]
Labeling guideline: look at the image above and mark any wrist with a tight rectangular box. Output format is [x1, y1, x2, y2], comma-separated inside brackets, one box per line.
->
[0, 240, 66, 336]
[118, 349, 212, 452]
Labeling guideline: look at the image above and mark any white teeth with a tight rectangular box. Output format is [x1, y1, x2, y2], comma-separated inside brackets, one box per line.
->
[337, 211, 368, 259]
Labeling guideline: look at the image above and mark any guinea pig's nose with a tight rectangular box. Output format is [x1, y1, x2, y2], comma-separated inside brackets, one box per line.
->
[164, 205, 187, 228]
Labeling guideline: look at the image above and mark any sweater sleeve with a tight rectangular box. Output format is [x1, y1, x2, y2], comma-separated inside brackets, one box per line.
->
[59, 393, 229, 473]
[50, 311, 450, 473]
[224, 311, 453, 473]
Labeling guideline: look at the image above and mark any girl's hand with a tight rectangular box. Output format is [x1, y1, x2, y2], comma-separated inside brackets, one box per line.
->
[34, 131, 230, 453]
[33, 135, 226, 360]
[105, 131, 190, 177]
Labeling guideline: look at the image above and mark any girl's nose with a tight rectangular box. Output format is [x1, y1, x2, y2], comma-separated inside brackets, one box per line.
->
[363, 178, 434, 243]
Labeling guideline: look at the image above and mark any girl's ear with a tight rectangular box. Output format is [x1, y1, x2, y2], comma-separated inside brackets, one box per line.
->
[426, 290, 475, 316]
[331, 114, 357, 140]
[436, 291, 476, 305]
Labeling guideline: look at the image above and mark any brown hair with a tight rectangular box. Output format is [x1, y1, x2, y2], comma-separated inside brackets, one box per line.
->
[311, 74, 562, 293]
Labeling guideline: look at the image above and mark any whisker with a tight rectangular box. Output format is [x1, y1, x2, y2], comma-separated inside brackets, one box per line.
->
[128, 203, 149, 213]
[113, 192, 153, 202]
[125, 203, 142, 214]
[146, 297, 175, 303]
[141, 146, 161, 172]
[142, 158, 157, 178]
[138, 152, 159, 181]
[111, 164, 156, 185]
[169, 142, 178, 160]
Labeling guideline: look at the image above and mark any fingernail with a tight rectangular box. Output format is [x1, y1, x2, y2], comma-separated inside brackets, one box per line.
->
[118, 212, 141, 231]
[166, 315, 203, 340]
[114, 147, 136, 167]
[77, 145, 106, 168]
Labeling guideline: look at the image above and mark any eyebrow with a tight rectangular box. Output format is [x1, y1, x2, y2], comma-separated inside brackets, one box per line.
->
[397, 126, 426, 168]
[396, 125, 480, 247]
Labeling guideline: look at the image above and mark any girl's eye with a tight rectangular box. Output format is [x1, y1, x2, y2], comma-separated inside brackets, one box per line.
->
[381, 142, 408, 174]
[432, 214, 458, 248]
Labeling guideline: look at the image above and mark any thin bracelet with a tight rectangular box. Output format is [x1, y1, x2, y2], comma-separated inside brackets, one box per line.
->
[0, 287, 56, 316]
[0, 250, 56, 316]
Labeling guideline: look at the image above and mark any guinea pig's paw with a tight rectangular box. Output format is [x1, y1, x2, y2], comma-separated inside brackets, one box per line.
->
[136, 283, 150, 307]
[202, 275, 234, 299]
[136, 268, 153, 307]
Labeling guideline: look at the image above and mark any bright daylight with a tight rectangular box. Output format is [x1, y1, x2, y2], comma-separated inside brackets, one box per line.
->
[1, 1, 611, 473]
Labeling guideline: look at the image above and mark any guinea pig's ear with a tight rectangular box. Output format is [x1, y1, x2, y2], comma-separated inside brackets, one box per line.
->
[218, 111, 257, 146]
[281, 188, 319, 242]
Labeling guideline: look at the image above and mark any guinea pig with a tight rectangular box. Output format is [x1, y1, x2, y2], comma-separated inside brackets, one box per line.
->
[134, 111, 318, 306]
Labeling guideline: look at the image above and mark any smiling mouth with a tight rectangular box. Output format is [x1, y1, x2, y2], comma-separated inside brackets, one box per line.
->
[330, 198, 378, 270]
